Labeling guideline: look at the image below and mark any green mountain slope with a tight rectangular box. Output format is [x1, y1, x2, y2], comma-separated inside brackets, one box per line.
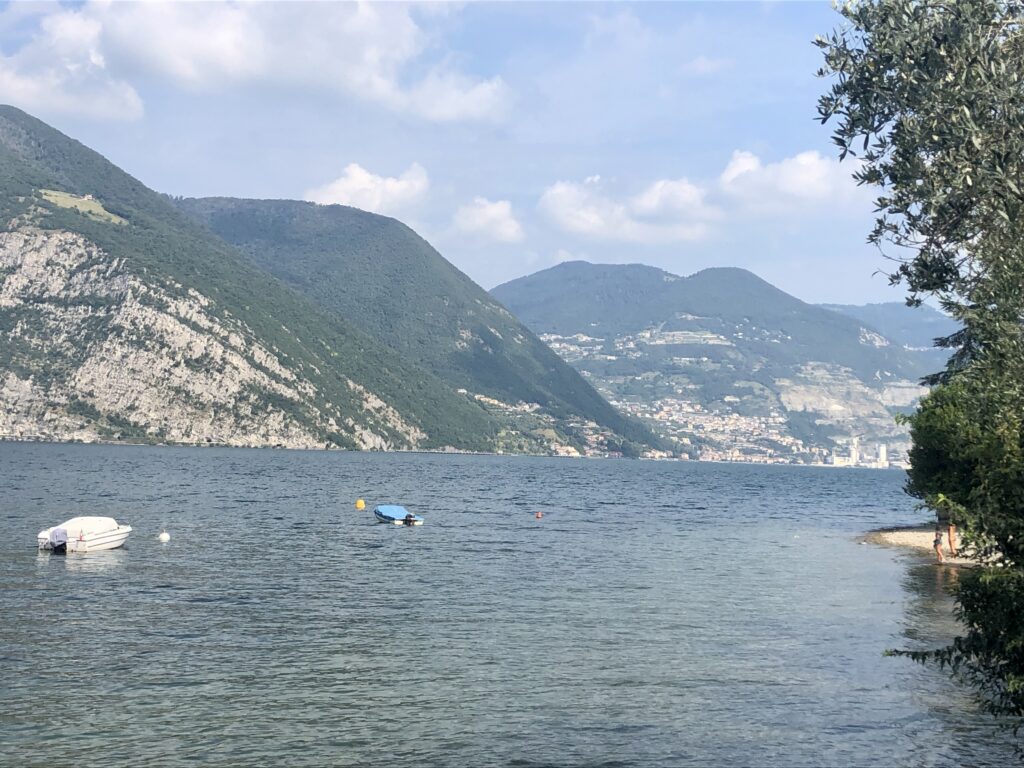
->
[492, 261, 933, 462]
[0, 105, 503, 450]
[174, 197, 661, 455]
[821, 301, 959, 352]
[493, 261, 928, 381]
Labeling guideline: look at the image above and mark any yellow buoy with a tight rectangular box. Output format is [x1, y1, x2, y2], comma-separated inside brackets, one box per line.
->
[355, 499, 366, 511]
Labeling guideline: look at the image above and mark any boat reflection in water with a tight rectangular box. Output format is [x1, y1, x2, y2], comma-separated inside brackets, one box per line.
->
[36, 546, 129, 574]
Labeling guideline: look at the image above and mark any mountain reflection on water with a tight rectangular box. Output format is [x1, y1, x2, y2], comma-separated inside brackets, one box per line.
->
[0, 443, 1018, 767]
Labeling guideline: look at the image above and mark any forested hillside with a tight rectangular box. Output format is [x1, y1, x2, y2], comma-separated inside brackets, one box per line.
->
[176, 198, 662, 455]
[0, 105, 502, 450]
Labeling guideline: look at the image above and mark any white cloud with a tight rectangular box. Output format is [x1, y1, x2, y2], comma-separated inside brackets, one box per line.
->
[719, 150, 762, 185]
[0, 2, 508, 123]
[631, 178, 718, 221]
[537, 151, 867, 244]
[683, 56, 732, 75]
[453, 197, 524, 242]
[538, 175, 718, 244]
[0, 8, 143, 120]
[719, 150, 866, 213]
[304, 163, 429, 216]
[401, 69, 508, 123]
[99, 2, 265, 87]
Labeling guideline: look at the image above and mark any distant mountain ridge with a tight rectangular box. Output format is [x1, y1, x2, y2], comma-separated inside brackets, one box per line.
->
[821, 301, 958, 353]
[493, 261, 928, 381]
[492, 260, 934, 462]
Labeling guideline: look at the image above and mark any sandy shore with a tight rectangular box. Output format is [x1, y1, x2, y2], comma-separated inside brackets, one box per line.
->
[863, 525, 976, 566]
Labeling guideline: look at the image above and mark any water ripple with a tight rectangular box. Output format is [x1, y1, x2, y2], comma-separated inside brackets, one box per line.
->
[0, 443, 1016, 767]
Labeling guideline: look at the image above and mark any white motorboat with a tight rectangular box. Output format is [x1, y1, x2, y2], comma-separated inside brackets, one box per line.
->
[37, 516, 132, 554]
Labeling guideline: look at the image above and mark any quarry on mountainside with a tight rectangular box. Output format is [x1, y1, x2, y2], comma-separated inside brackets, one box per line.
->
[494, 261, 944, 465]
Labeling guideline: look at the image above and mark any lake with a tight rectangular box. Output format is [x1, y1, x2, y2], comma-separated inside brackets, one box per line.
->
[0, 443, 1017, 766]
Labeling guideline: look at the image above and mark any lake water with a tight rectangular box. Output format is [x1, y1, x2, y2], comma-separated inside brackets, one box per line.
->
[0, 443, 1018, 766]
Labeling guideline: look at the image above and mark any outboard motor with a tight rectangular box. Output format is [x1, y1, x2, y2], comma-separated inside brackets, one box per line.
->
[48, 527, 68, 555]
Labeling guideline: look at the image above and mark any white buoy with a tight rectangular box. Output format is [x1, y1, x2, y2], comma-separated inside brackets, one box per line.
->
[158, 530, 170, 543]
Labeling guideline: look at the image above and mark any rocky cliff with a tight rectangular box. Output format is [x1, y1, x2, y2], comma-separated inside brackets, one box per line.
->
[0, 226, 423, 449]
[0, 105, 661, 456]
[0, 104, 520, 451]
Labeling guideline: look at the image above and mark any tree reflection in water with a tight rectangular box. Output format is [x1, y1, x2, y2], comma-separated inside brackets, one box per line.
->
[897, 561, 1023, 760]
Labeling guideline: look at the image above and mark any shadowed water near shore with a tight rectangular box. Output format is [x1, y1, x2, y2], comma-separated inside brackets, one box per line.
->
[0, 443, 1017, 766]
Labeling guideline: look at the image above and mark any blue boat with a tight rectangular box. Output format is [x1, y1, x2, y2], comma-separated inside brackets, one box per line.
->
[373, 504, 424, 526]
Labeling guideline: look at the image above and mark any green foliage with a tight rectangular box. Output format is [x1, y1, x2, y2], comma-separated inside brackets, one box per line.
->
[819, 0, 1024, 727]
[0, 105, 499, 451]
[66, 397, 102, 422]
[175, 197, 662, 451]
[785, 410, 839, 449]
[492, 261, 933, 383]
[817, 0, 1024, 373]
[903, 382, 981, 526]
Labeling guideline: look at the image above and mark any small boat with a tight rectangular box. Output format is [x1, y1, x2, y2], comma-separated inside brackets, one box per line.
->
[37, 516, 132, 554]
[373, 505, 423, 526]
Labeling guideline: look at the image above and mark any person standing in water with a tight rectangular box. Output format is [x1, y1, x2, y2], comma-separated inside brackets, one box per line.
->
[937, 507, 958, 557]
[933, 527, 945, 563]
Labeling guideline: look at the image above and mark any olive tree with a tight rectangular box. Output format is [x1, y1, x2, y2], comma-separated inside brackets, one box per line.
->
[817, 0, 1024, 372]
[818, 0, 1024, 723]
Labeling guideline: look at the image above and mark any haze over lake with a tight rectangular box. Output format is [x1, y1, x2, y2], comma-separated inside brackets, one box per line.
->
[1, 443, 1015, 767]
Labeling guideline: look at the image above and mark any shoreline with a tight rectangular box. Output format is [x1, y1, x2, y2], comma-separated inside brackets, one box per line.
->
[0, 436, 905, 468]
[862, 525, 976, 566]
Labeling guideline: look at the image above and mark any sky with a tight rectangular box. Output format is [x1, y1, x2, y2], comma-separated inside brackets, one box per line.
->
[0, 1, 908, 305]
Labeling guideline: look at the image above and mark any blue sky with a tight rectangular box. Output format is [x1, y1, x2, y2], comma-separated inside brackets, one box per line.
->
[0, 1, 905, 304]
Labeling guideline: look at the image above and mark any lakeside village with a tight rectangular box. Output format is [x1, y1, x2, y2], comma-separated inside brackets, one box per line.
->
[610, 396, 900, 468]
[468, 391, 903, 469]
[530, 330, 914, 469]
[3, 399, 897, 468]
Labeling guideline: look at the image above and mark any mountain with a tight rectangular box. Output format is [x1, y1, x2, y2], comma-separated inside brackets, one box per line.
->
[0, 106, 519, 451]
[0, 106, 655, 456]
[821, 301, 958, 358]
[173, 198, 660, 455]
[492, 261, 933, 463]
[493, 261, 932, 380]
[0, 105, 512, 450]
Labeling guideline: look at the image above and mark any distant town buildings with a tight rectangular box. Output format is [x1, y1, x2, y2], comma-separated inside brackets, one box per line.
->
[827, 438, 900, 469]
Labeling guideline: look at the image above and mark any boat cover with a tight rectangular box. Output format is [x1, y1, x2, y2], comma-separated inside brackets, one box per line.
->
[48, 527, 68, 547]
[374, 505, 422, 521]
[375, 505, 408, 519]
[58, 516, 122, 537]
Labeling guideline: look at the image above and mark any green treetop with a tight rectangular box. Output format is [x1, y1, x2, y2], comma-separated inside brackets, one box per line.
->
[819, 0, 1024, 724]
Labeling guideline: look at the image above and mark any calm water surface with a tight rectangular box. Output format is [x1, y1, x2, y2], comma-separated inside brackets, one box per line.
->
[0, 443, 1018, 766]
